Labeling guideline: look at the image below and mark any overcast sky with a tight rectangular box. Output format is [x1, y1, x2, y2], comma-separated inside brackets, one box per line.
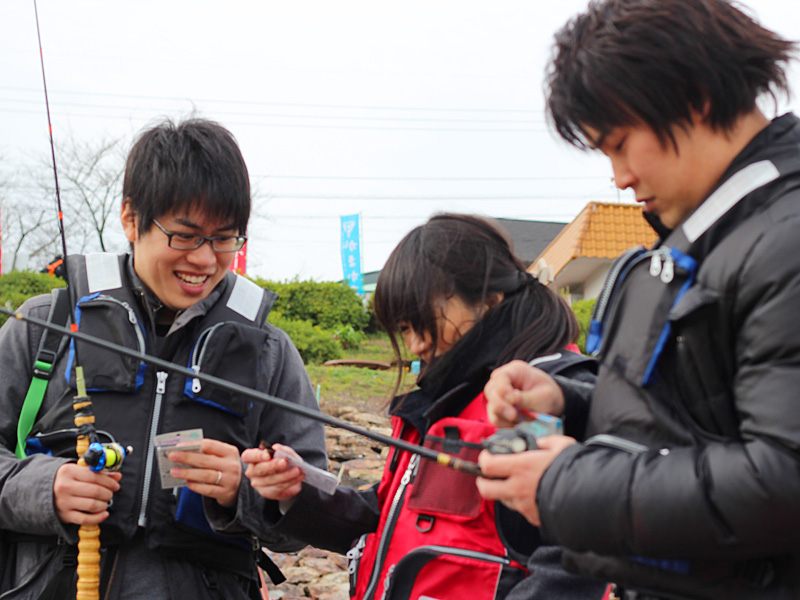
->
[2, 0, 799, 281]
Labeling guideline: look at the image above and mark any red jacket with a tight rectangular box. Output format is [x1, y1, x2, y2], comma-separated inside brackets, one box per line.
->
[349, 392, 527, 600]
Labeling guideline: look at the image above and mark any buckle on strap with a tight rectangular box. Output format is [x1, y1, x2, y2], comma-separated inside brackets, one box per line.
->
[33, 350, 57, 379]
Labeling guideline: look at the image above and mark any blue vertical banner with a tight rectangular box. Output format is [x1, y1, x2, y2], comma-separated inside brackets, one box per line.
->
[340, 214, 364, 294]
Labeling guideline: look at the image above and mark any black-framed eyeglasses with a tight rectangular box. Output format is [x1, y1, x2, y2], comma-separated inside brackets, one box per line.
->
[152, 219, 247, 253]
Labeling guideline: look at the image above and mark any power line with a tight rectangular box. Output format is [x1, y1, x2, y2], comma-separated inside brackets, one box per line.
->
[253, 174, 606, 181]
[1, 86, 544, 114]
[1, 106, 549, 133]
[0, 98, 545, 126]
[260, 213, 583, 221]
[265, 193, 607, 201]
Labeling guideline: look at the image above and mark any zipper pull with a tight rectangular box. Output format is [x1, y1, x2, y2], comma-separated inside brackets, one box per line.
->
[121, 301, 137, 325]
[649, 252, 662, 277]
[661, 254, 674, 283]
[156, 371, 168, 394]
[380, 565, 395, 600]
[401, 454, 419, 485]
[191, 366, 202, 394]
[347, 534, 367, 574]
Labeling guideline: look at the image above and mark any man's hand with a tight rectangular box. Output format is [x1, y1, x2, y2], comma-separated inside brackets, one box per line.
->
[484, 360, 565, 428]
[242, 443, 305, 501]
[476, 434, 576, 526]
[53, 463, 122, 526]
[169, 439, 242, 509]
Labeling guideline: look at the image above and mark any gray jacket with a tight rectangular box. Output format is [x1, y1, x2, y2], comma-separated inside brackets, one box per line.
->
[0, 254, 326, 599]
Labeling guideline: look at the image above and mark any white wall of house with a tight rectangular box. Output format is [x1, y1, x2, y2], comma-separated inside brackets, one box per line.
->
[584, 266, 611, 300]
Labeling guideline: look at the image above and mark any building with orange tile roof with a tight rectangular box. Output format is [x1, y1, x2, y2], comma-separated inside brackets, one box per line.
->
[531, 202, 658, 300]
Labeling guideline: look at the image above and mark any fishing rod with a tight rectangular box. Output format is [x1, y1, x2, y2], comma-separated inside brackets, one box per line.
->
[33, 3, 109, 598]
[1, 305, 484, 477]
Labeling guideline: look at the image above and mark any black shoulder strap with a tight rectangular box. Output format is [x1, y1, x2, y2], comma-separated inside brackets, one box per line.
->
[531, 350, 597, 377]
[36, 287, 71, 367]
[14, 288, 71, 458]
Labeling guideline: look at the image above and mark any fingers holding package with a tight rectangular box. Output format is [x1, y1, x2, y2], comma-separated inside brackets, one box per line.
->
[484, 360, 565, 428]
[168, 438, 242, 509]
[53, 462, 122, 526]
[242, 443, 305, 501]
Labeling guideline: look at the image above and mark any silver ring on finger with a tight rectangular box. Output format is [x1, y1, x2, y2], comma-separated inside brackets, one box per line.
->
[215, 470, 223, 486]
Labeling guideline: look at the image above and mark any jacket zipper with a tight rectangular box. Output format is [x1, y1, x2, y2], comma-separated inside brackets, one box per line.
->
[347, 534, 368, 595]
[83, 295, 147, 355]
[586, 246, 649, 355]
[189, 323, 225, 394]
[138, 370, 168, 527]
[363, 453, 419, 600]
[641, 247, 698, 385]
[591, 246, 647, 323]
[585, 434, 648, 455]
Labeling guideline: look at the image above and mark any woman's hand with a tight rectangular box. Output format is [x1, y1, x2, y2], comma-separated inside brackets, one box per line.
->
[242, 443, 305, 501]
[484, 360, 565, 427]
[168, 438, 242, 509]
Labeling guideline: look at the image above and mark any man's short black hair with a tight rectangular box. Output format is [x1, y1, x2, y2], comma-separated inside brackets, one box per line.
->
[546, 0, 796, 148]
[122, 117, 250, 234]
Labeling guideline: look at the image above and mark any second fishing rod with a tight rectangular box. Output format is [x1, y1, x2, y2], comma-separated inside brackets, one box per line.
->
[2, 305, 488, 477]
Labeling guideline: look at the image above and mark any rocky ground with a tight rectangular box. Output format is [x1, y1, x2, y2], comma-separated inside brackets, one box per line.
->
[261, 404, 391, 600]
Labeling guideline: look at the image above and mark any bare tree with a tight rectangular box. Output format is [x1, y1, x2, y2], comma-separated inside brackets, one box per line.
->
[7, 133, 128, 271]
[0, 155, 56, 272]
[38, 134, 127, 253]
[1, 179, 64, 271]
[1, 133, 127, 272]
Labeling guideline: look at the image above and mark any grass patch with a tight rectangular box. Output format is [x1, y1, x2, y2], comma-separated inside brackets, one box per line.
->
[306, 364, 397, 406]
[341, 332, 414, 363]
[306, 333, 418, 413]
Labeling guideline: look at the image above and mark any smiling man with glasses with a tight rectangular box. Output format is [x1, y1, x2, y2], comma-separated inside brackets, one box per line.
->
[0, 117, 327, 599]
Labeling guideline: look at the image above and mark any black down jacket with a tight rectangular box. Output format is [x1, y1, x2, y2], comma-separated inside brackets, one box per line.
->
[537, 113, 800, 600]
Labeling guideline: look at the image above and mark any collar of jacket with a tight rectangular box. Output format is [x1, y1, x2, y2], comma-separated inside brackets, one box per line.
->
[663, 112, 800, 261]
[647, 112, 800, 247]
[123, 253, 228, 336]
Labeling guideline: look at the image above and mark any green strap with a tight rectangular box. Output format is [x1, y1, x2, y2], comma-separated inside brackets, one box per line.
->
[15, 360, 53, 459]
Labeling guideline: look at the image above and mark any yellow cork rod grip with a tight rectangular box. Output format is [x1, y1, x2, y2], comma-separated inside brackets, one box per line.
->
[75, 482, 101, 600]
[74, 366, 101, 600]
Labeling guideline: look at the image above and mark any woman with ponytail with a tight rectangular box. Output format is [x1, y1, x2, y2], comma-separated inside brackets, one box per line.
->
[243, 214, 605, 600]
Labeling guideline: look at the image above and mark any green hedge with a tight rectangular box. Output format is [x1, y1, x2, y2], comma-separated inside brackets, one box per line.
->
[253, 278, 368, 331]
[267, 312, 343, 365]
[0, 271, 359, 365]
[570, 298, 597, 354]
[0, 271, 66, 328]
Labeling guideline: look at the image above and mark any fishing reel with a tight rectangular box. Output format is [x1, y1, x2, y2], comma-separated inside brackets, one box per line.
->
[483, 413, 563, 454]
[82, 441, 132, 472]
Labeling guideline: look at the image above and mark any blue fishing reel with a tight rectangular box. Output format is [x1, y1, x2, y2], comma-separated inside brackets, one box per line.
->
[83, 442, 132, 472]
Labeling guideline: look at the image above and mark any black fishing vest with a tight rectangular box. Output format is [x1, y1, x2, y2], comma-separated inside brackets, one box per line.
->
[28, 253, 277, 576]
